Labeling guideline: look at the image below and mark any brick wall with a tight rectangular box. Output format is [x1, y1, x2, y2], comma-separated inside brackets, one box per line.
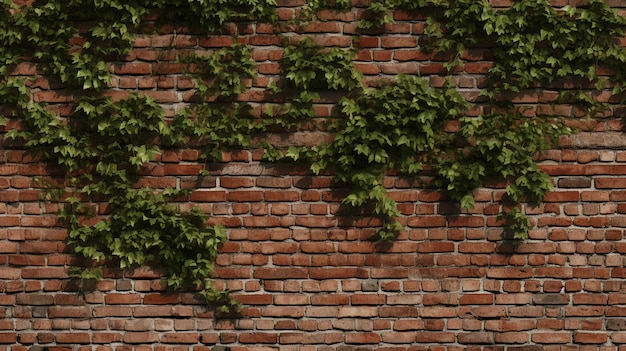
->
[2, 0, 626, 350]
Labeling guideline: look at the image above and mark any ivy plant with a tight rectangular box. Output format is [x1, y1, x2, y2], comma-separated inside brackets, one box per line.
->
[7, 91, 236, 309]
[314, 76, 467, 241]
[261, 0, 625, 240]
[0, 0, 280, 311]
[177, 43, 260, 161]
[265, 38, 363, 129]
[424, 0, 626, 94]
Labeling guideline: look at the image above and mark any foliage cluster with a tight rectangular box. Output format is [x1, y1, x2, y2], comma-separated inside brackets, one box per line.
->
[179, 43, 260, 161]
[268, 0, 626, 239]
[424, 0, 626, 95]
[0, 0, 276, 311]
[267, 38, 363, 129]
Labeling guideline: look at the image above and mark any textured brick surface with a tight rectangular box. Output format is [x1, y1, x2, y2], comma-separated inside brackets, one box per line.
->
[2, 1, 626, 350]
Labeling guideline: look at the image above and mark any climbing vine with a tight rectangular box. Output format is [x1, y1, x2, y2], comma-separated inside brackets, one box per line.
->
[424, 0, 626, 94]
[178, 43, 260, 161]
[266, 38, 363, 129]
[265, 0, 625, 240]
[1, 0, 277, 311]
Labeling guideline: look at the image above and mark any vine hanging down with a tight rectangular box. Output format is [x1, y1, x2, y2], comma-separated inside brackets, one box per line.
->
[0, 0, 280, 311]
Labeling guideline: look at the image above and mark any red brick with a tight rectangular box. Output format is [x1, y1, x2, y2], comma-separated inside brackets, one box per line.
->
[273, 294, 308, 305]
[48, 307, 90, 318]
[0, 333, 17, 343]
[485, 319, 535, 332]
[574, 332, 608, 344]
[459, 293, 493, 305]
[338, 307, 378, 318]
[415, 332, 455, 343]
[123, 332, 159, 344]
[573, 293, 608, 305]
[56, 333, 90, 344]
[161, 333, 199, 344]
[416, 242, 454, 253]
[112, 63, 151, 75]
[262, 307, 305, 318]
[310, 294, 349, 306]
[92, 332, 123, 344]
[486, 267, 532, 279]
[381, 37, 417, 48]
[345, 332, 380, 344]
[104, 294, 141, 305]
[253, 267, 307, 279]
[381, 331, 416, 343]
[458, 332, 495, 344]
[351, 294, 386, 305]
[239, 333, 278, 344]
[93, 306, 133, 317]
[422, 293, 458, 306]
[0, 267, 21, 279]
[543, 191, 580, 202]
[142, 294, 181, 305]
[532, 332, 571, 343]
[471, 306, 506, 319]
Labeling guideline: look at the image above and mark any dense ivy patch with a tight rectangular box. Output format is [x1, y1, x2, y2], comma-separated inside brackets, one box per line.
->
[0, 0, 276, 311]
[272, 0, 624, 240]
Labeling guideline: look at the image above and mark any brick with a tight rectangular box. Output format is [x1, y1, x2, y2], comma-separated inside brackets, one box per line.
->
[495, 332, 530, 344]
[381, 37, 417, 48]
[93, 306, 133, 317]
[338, 307, 378, 318]
[485, 319, 535, 332]
[310, 267, 368, 279]
[415, 332, 455, 343]
[16, 294, 54, 306]
[0, 267, 21, 279]
[574, 332, 607, 344]
[351, 293, 385, 305]
[92, 332, 122, 344]
[612, 332, 626, 344]
[345, 332, 380, 344]
[48, 307, 90, 318]
[56, 333, 90, 344]
[239, 333, 277, 344]
[458, 332, 495, 344]
[459, 293, 493, 305]
[0, 333, 17, 343]
[565, 306, 605, 317]
[123, 332, 159, 344]
[262, 307, 305, 318]
[132, 306, 193, 317]
[253, 268, 308, 279]
[104, 294, 141, 305]
[415, 242, 454, 253]
[273, 294, 308, 305]
[533, 294, 570, 305]
[573, 293, 608, 305]
[486, 268, 532, 279]
[419, 307, 456, 318]
[532, 332, 571, 344]
[422, 293, 458, 306]
[112, 63, 151, 75]
[471, 306, 506, 319]
[310, 294, 349, 305]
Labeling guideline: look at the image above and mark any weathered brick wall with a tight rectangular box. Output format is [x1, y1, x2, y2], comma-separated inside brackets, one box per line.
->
[2, 0, 626, 350]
